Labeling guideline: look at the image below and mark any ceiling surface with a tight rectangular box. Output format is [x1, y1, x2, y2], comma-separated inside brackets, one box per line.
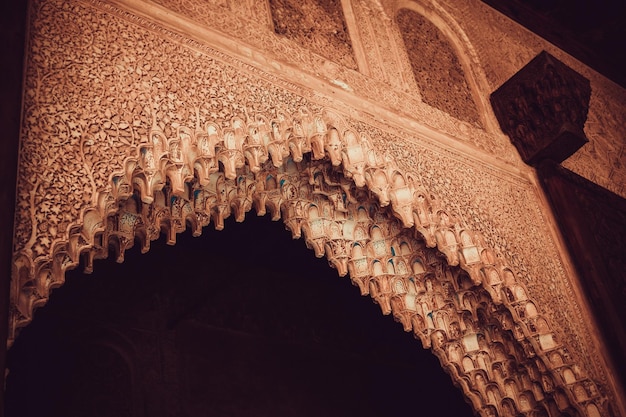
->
[482, 0, 626, 87]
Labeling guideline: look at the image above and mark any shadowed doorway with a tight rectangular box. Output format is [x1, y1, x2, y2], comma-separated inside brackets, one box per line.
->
[5, 213, 473, 417]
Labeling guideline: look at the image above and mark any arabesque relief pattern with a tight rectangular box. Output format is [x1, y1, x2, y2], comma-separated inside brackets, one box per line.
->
[350, 0, 412, 91]
[10, 0, 619, 416]
[396, 8, 481, 126]
[141, 0, 507, 158]
[346, 117, 602, 385]
[565, 90, 626, 198]
[13, 104, 610, 416]
[268, 0, 358, 69]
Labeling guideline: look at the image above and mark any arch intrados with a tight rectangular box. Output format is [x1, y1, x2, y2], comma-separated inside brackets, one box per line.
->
[10, 108, 602, 416]
[8, 211, 477, 416]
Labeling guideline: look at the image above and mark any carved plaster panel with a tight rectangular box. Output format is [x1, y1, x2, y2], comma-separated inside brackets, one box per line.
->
[11, 0, 624, 415]
[268, 0, 358, 69]
[129, 0, 514, 160]
[150, 0, 272, 28]
[396, 8, 481, 126]
[565, 89, 626, 198]
[350, 0, 414, 91]
[144, 0, 626, 198]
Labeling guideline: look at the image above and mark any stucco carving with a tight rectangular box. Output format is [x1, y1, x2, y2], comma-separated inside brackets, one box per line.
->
[136, 0, 512, 160]
[491, 51, 591, 166]
[349, 0, 413, 91]
[396, 8, 481, 126]
[13, 99, 614, 415]
[269, 0, 358, 70]
[10, 0, 624, 415]
[565, 88, 626, 198]
[346, 117, 606, 391]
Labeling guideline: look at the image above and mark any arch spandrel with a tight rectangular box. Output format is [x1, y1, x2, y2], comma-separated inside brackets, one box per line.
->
[10, 0, 619, 415]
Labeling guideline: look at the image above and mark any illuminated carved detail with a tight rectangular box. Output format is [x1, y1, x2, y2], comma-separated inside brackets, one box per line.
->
[269, 0, 357, 69]
[133, 0, 507, 157]
[11, 0, 618, 415]
[11, 106, 610, 416]
[490, 51, 592, 166]
[396, 8, 481, 126]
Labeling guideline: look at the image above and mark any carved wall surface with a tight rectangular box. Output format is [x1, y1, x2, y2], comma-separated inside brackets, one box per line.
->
[6, 221, 473, 417]
[563, 89, 626, 197]
[139, 0, 626, 198]
[137, 0, 510, 159]
[269, 0, 358, 69]
[9, 0, 626, 416]
[349, 0, 414, 91]
[431, 0, 626, 198]
[396, 8, 480, 126]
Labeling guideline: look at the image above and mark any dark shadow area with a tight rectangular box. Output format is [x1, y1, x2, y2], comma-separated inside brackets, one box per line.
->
[0, 0, 28, 412]
[5, 213, 473, 417]
[482, 0, 626, 88]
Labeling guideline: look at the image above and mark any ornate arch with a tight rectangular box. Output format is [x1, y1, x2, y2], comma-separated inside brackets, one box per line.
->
[10, 106, 609, 416]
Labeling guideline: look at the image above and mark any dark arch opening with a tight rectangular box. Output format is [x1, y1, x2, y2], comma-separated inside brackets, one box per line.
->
[5, 213, 473, 417]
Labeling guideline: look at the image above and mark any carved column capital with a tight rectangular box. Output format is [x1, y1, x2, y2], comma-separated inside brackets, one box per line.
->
[490, 51, 591, 166]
